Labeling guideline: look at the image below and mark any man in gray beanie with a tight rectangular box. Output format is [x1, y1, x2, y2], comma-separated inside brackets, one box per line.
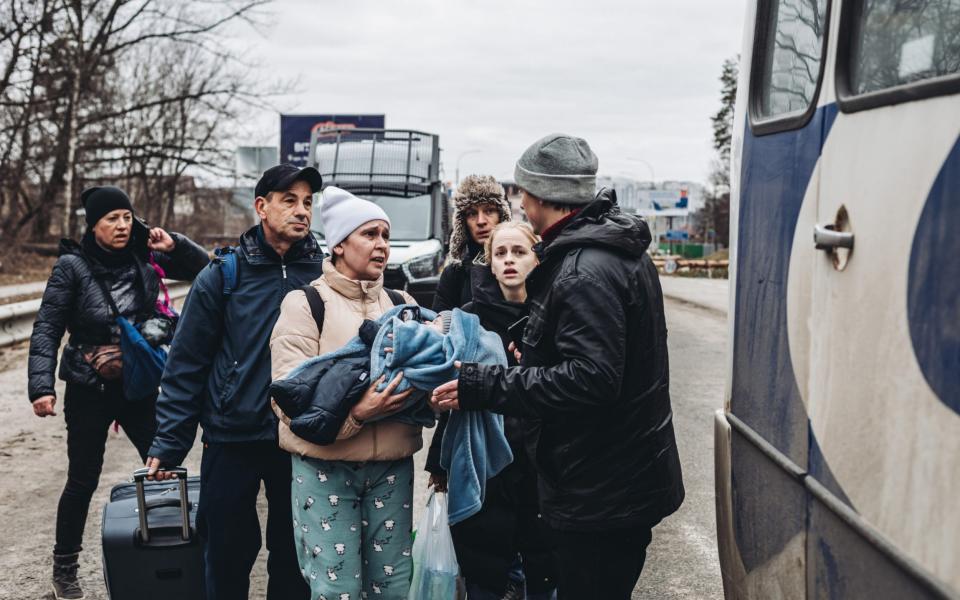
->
[431, 134, 684, 599]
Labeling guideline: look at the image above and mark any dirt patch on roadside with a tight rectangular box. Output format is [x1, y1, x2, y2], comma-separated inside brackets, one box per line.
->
[0, 362, 214, 599]
[0, 346, 434, 599]
[0, 341, 30, 373]
[0, 250, 56, 286]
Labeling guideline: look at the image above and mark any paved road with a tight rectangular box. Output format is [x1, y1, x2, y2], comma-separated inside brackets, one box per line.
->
[659, 276, 729, 316]
[0, 296, 725, 599]
[633, 299, 726, 599]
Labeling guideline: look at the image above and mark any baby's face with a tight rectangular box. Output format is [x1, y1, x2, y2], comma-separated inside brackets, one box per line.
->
[427, 317, 445, 333]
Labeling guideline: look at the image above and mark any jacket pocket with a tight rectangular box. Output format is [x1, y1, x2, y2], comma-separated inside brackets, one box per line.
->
[522, 303, 547, 349]
[217, 360, 239, 411]
[531, 422, 565, 487]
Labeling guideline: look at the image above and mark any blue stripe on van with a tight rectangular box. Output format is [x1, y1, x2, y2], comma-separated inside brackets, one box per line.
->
[732, 103, 838, 465]
[908, 136, 960, 411]
[732, 104, 851, 573]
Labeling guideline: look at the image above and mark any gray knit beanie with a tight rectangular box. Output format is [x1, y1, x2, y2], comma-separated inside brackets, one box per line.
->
[514, 133, 598, 204]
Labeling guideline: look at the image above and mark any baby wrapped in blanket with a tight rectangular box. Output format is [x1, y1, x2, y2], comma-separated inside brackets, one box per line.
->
[270, 304, 513, 524]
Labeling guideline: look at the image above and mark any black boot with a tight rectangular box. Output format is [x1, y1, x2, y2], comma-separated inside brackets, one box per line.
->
[502, 578, 525, 600]
[52, 552, 84, 600]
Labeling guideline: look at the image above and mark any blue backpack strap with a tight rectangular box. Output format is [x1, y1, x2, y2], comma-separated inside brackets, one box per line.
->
[213, 247, 239, 297]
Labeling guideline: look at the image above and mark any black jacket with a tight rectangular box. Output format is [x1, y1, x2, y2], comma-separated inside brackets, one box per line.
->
[432, 241, 483, 312]
[269, 319, 380, 446]
[427, 267, 556, 594]
[27, 231, 209, 401]
[459, 189, 685, 532]
[148, 226, 324, 465]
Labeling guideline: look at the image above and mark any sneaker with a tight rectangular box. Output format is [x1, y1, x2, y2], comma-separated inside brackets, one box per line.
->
[52, 553, 85, 600]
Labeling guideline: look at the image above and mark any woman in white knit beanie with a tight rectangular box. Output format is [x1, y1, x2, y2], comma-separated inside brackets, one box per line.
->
[320, 186, 393, 279]
[270, 185, 424, 600]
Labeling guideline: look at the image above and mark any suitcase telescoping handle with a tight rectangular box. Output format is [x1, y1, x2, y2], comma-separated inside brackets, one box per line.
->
[131, 467, 190, 544]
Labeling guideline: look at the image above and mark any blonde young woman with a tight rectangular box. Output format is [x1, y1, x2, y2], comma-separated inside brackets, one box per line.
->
[270, 187, 421, 600]
[426, 221, 557, 600]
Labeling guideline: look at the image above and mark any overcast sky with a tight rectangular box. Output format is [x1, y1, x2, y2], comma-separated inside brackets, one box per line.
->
[228, 0, 748, 184]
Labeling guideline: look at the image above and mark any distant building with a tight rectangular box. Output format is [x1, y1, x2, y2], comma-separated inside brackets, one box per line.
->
[596, 176, 706, 214]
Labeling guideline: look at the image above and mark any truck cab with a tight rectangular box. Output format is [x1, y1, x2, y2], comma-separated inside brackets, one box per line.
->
[309, 128, 450, 306]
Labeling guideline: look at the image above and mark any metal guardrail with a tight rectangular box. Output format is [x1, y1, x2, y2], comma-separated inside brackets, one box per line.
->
[0, 282, 191, 348]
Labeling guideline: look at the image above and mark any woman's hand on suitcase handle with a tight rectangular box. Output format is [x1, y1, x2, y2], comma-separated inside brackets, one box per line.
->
[145, 456, 177, 481]
[350, 371, 412, 422]
[32, 395, 56, 417]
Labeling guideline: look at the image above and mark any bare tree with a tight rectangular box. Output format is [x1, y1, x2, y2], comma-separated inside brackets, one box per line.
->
[0, 0, 272, 242]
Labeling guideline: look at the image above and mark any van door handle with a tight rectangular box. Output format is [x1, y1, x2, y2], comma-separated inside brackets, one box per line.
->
[814, 224, 854, 251]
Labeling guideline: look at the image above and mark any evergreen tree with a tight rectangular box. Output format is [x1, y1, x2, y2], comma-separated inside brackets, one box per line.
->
[696, 56, 738, 248]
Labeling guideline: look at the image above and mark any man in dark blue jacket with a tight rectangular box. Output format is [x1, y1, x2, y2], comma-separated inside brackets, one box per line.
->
[146, 164, 324, 600]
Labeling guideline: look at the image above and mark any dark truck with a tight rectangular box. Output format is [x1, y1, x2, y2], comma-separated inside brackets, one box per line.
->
[308, 128, 450, 306]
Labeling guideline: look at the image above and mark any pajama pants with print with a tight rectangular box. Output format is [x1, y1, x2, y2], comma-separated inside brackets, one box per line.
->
[291, 455, 414, 600]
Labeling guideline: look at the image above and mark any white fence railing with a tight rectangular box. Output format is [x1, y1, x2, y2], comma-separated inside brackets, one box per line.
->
[0, 282, 191, 348]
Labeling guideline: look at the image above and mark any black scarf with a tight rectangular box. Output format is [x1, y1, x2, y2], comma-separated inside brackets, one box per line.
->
[81, 231, 136, 269]
[463, 239, 484, 264]
[467, 265, 527, 365]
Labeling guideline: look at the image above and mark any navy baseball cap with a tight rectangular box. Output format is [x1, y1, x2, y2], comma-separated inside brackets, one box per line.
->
[255, 164, 323, 199]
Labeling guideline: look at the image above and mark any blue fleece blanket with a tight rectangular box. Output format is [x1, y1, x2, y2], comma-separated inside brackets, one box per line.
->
[280, 305, 513, 525]
[370, 307, 514, 524]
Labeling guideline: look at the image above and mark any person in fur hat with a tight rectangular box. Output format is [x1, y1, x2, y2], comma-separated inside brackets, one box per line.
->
[433, 175, 512, 312]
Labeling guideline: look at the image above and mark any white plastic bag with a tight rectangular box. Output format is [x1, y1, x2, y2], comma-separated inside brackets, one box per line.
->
[408, 491, 460, 600]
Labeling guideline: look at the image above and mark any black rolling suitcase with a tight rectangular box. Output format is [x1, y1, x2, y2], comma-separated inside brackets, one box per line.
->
[101, 467, 205, 599]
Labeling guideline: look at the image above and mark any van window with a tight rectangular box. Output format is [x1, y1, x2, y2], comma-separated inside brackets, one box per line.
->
[848, 0, 960, 94]
[755, 0, 829, 119]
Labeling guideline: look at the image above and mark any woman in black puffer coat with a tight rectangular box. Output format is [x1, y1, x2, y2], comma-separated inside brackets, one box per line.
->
[426, 222, 556, 600]
[27, 186, 208, 600]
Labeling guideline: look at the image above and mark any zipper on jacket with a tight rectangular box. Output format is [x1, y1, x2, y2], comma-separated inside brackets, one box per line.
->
[360, 282, 368, 319]
[281, 261, 287, 280]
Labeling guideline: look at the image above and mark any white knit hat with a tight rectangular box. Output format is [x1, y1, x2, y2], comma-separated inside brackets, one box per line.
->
[320, 186, 391, 248]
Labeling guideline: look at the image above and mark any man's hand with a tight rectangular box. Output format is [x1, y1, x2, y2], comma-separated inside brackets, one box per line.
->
[32, 395, 56, 417]
[350, 371, 413, 422]
[508, 341, 522, 363]
[428, 473, 448, 493]
[431, 361, 462, 411]
[145, 456, 177, 481]
[431, 380, 460, 411]
[147, 227, 176, 253]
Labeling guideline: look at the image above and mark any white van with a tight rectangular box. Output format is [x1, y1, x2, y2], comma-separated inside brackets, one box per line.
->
[715, 1, 960, 598]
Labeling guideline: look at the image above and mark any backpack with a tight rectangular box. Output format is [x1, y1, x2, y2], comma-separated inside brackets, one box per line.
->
[301, 285, 405, 337]
[214, 247, 240, 297]
[215, 246, 405, 334]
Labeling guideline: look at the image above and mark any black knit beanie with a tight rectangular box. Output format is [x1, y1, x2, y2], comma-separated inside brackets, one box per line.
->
[81, 186, 134, 228]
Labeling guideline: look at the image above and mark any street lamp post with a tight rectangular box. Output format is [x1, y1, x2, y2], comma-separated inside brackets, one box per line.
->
[455, 149, 481, 186]
[626, 156, 656, 184]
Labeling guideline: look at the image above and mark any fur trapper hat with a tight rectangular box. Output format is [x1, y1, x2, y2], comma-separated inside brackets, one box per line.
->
[447, 175, 512, 262]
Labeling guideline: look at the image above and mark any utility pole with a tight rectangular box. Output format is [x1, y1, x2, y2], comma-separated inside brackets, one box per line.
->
[626, 157, 656, 184]
[455, 149, 481, 186]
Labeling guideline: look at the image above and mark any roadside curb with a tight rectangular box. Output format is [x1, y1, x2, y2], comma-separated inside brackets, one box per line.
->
[658, 277, 729, 318]
[661, 291, 728, 318]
